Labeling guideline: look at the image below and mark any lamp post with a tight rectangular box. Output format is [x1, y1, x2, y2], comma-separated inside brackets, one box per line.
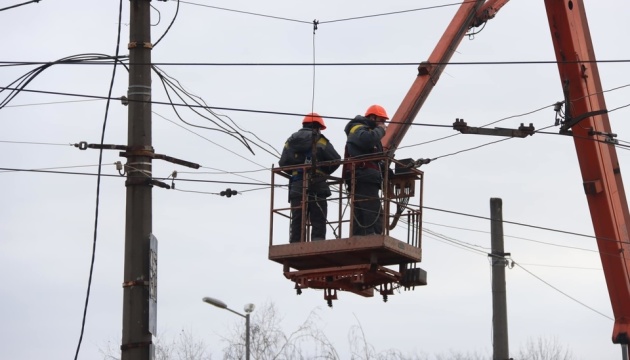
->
[202, 296, 255, 360]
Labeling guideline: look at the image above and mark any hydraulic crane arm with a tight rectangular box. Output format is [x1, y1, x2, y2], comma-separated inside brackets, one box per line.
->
[382, 0, 510, 155]
[380, 0, 630, 346]
[544, 0, 630, 344]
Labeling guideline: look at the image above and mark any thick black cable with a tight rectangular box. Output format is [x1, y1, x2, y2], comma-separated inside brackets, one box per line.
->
[73, 1, 123, 359]
[0, 55, 128, 110]
[152, 66, 282, 158]
[152, 111, 269, 169]
[153, 68, 255, 154]
[153, 0, 179, 47]
[153, 67, 281, 157]
[0, 0, 40, 12]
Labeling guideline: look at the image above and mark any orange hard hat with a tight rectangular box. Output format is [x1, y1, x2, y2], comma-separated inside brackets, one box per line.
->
[302, 112, 326, 130]
[365, 104, 389, 120]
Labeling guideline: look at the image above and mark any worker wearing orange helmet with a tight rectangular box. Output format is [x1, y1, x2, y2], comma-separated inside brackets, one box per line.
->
[279, 112, 341, 243]
[343, 104, 388, 236]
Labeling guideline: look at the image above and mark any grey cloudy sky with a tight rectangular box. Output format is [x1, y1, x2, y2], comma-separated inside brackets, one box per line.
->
[1, 1, 630, 359]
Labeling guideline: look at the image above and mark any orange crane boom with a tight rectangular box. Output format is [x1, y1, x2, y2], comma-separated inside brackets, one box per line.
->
[381, 0, 630, 346]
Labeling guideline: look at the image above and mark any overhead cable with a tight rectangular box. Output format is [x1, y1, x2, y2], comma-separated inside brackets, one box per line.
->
[177, 0, 310, 24]
[513, 261, 612, 320]
[73, 1, 124, 359]
[153, 0, 179, 47]
[0, 0, 40, 12]
[3, 59, 630, 67]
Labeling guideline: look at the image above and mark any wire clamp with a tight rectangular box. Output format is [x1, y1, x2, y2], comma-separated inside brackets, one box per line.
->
[220, 188, 238, 197]
[128, 41, 153, 49]
[120, 340, 152, 351]
[122, 280, 148, 288]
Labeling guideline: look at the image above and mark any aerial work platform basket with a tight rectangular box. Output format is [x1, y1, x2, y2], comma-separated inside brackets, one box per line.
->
[268, 156, 427, 306]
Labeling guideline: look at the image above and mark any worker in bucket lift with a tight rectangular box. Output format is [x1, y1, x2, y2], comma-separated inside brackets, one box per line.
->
[279, 113, 341, 243]
[343, 104, 388, 236]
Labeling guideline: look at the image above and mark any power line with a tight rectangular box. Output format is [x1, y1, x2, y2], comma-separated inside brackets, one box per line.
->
[518, 263, 601, 271]
[3, 98, 103, 108]
[73, 1, 124, 359]
[0, 164, 114, 174]
[3, 59, 630, 67]
[420, 204, 630, 244]
[419, 226, 611, 320]
[513, 261, 612, 320]
[320, 2, 470, 24]
[0, 0, 40, 12]
[177, 0, 310, 24]
[153, 0, 179, 47]
[0, 140, 72, 147]
[0, 167, 274, 186]
[4, 86, 630, 127]
[152, 111, 270, 169]
[424, 220, 599, 253]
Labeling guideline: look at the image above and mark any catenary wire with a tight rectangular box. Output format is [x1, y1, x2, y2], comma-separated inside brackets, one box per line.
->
[518, 263, 601, 270]
[0, 167, 275, 186]
[4, 59, 630, 67]
[415, 223, 611, 319]
[73, 1, 124, 359]
[424, 220, 598, 253]
[3, 160, 626, 251]
[513, 261, 612, 320]
[421, 204, 630, 245]
[5, 86, 630, 131]
[176, 0, 310, 24]
[319, 2, 472, 24]
[0, 164, 115, 174]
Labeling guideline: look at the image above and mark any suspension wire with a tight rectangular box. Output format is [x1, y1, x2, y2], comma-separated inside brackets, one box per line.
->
[311, 20, 318, 114]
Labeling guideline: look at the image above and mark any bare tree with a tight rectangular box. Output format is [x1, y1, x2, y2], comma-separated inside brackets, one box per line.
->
[100, 328, 212, 360]
[221, 302, 339, 360]
[517, 337, 574, 360]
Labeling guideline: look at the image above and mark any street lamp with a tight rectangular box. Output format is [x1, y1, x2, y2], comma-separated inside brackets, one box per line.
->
[202, 296, 255, 360]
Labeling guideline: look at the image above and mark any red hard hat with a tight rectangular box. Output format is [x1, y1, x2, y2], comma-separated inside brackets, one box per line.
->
[365, 104, 389, 120]
[302, 112, 326, 130]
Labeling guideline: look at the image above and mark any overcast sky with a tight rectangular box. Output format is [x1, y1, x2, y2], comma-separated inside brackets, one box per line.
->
[1, 1, 630, 359]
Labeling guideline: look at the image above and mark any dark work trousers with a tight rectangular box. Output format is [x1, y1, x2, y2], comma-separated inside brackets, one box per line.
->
[290, 193, 328, 243]
[352, 181, 383, 236]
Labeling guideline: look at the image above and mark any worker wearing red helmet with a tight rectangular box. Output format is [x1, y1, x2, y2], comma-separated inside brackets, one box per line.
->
[343, 104, 388, 236]
[279, 112, 341, 243]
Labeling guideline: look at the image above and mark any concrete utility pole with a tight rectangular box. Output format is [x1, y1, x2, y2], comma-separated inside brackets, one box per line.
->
[490, 198, 510, 360]
[121, 0, 155, 359]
